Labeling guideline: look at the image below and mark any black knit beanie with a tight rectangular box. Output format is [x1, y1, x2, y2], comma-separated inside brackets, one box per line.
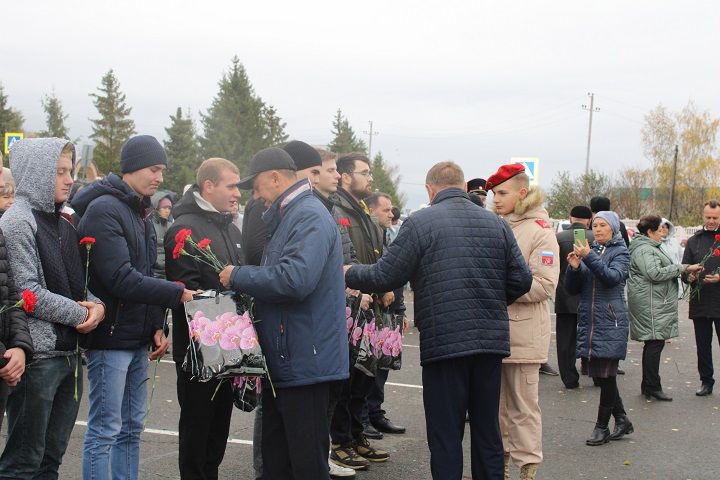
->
[120, 135, 168, 173]
[283, 140, 321, 171]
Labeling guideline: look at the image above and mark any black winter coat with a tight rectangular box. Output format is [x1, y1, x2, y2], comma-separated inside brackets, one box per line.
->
[345, 188, 532, 365]
[555, 224, 594, 314]
[164, 186, 244, 364]
[71, 174, 184, 350]
[0, 230, 33, 363]
[682, 228, 720, 319]
[241, 197, 268, 267]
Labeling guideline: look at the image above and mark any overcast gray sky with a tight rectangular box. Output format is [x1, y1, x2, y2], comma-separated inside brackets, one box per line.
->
[2, 0, 718, 208]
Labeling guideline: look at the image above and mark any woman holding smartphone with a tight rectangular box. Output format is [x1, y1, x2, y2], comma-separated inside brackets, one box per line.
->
[566, 211, 632, 446]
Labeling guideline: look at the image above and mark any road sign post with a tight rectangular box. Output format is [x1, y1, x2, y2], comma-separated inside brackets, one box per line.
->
[510, 157, 540, 186]
[4, 132, 24, 155]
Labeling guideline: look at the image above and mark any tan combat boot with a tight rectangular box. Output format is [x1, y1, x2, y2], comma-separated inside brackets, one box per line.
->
[503, 454, 510, 480]
[519, 463, 538, 480]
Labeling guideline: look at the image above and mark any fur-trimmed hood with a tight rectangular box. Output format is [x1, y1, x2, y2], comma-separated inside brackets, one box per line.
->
[503, 186, 549, 225]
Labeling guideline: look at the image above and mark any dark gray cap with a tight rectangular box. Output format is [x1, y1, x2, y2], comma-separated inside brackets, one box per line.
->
[237, 147, 297, 190]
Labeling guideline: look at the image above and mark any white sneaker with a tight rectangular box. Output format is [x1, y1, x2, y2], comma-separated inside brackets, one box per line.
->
[329, 459, 357, 478]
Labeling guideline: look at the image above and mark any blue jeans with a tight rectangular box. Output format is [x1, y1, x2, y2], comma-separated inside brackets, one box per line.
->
[0, 354, 82, 479]
[82, 348, 148, 480]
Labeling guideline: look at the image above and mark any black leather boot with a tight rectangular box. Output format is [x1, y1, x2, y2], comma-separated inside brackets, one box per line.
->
[586, 406, 612, 446]
[609, 414, 634, 440]
[608, 395, 633, 440]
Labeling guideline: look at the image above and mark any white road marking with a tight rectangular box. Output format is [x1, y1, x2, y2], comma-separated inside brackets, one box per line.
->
[74, 420, 253, 446]
[386, 381, 423, 390]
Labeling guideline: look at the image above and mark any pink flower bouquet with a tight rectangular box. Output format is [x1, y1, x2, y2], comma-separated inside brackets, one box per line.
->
[182, 291, 266, 382]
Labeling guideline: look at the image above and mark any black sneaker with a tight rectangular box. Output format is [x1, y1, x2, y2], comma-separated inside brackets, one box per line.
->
[354, 436, 389, 462]
[539, 363, 559, 376]
[330, 445, 370, 471]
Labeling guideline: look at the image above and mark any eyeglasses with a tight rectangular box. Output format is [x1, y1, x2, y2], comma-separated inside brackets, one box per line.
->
[351, 171, 373, 177]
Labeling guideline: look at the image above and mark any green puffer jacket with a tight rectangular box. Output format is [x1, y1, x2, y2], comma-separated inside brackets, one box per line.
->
[628, 235, 683, 341]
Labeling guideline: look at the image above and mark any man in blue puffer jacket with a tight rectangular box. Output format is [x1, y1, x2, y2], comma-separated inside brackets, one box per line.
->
[219, 147, 348, 480]
[345, 161, 532, 480]
[72, 135, 195, 480]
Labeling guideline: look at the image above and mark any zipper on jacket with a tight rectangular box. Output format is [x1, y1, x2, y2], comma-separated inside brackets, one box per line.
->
[279, 322, 286, 359]
[650, 283, 656, 337]
[588, 278, 596, 361]
[608, 303, 618, 328]
[109, 302, 123, 336]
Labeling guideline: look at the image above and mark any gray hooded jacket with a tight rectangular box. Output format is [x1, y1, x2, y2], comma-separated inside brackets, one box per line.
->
[0, 138, 96, 358]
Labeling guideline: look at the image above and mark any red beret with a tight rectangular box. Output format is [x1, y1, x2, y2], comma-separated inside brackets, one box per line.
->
[486, 163, 526, 190]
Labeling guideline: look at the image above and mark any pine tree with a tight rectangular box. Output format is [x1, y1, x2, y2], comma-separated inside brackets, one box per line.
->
[328, 109, 367, 154]
[164, 107, 201, 194]
[0, 83, 24, 141]
[89, 69, 136, 174]
[371, 151, 406, 209]
[201, 57, 287, 175]
[40, 92, 69, 138]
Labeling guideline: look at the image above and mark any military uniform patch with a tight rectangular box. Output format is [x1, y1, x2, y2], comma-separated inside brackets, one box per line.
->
[541, 251, 554, 266]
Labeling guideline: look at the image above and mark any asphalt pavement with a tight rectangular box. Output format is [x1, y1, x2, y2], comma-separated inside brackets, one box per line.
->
[3, 298, 719, 479]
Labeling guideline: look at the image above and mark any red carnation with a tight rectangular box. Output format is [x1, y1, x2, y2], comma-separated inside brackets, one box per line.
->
[21, 290, 37, 314]
[172, 242, 186, 260]
[714, 248, 720, 257]
[198, 238, 212, 250]
[338, 218, 351, 227]
[79, 237, 96, 246]
[175, 228, 193, 244]
[715, 234, 720, 242]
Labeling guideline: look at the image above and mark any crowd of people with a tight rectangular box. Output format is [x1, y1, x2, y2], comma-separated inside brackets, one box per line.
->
[0, 134, 718, 480]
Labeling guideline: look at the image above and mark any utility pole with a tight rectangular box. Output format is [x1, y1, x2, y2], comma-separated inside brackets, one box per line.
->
[363, 121, 379, 159]
[668, 144, 679, 222]
[582, 93, 600, 175]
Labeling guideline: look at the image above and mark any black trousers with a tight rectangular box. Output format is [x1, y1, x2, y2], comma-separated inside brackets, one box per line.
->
[330, 366, 374, 446]
[556, 313, 579, 387]
[360, 367, 389, 425]
[262, 382, 331, 480]
[693, 317, 720, 386]
[176, 365, 234, 480]
[422, 354, 504, 480]
[641, 340, 665, 393]
[0, 381, 7, 432]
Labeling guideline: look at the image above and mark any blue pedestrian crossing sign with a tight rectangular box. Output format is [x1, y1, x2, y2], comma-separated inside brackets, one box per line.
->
[511, 157, 540, 186]
[4, 132, 24, 155]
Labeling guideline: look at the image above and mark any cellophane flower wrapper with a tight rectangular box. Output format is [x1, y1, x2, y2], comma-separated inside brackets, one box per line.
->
[182, 291, 266, 382]
[232, 375, 262, 412]
[375, 313, 403, 371]
[354, 311, 403, 376]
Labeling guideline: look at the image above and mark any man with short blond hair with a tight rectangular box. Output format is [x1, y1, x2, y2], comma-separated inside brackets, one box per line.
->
[165, 156, 244, 479]
[487, 163, 560, 480]
[196, 157, 239, 185]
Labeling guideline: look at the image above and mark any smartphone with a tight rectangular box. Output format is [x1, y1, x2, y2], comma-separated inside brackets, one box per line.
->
[573, 228, 586, 245]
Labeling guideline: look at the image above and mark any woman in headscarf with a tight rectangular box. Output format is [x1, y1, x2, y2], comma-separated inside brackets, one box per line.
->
[628, 215, 702, 401]
[150, 191, 176, 279]
[566, 211, 633, 446]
